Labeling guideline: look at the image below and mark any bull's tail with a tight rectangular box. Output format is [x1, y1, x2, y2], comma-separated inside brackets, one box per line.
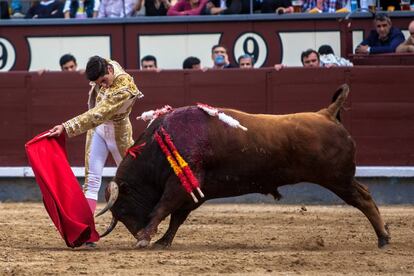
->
[325, 84, 350, 122]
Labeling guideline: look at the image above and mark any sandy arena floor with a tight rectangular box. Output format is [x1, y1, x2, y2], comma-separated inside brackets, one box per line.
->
[0, 203, 413, 275]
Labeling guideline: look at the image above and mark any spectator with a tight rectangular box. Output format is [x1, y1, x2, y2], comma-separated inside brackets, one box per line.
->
[396, 20, 414, 53]
[140, 55, 158, 70]
[202, 0, 262, 15]
[203, 0, 251, 15]
[167, 0, 209, 15]
[183, 56, 201, 69]
[274, 48, 320, 70]
[231, 0, 263, 14]
[261, 0, 293, 14]
[10, 0, 25, 18]
[300, 49, 320, 67]
[318, 45, 353, 67]
[211, 45, 235, 69]
[63, 0, 100, 18]
[303, 0, 347, 13]
[203, 0, 229, 15]
[380, 0, 402, 11]
[355, 13, 405, 54]
[237, 54, 254, 68]
[135, 0, 171, 16]
[133, 0, 146, 16]
[98, 0, 137, 17]
[60, 54, 78, 71]
[38, 53, 80, 75]
[25, 0, 64, 19]
[0, 1, 10, 19]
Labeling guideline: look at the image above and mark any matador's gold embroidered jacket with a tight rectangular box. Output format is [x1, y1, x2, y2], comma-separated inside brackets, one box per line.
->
[62, 60, 143, 138]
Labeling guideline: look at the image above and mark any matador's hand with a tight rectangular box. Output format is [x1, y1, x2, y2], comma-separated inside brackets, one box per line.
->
[48, 124, 65, 137]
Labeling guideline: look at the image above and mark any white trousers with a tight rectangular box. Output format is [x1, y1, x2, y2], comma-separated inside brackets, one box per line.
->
[84, 122, 123, 200]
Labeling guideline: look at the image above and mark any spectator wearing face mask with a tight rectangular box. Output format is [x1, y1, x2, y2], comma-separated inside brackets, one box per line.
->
[211, 45, 235, 69]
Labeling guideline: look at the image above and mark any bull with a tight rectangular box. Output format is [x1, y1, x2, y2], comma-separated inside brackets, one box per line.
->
[96, 84, 390, 248]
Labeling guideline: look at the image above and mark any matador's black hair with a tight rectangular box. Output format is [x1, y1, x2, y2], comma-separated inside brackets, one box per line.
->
[85, 56, 109, 81]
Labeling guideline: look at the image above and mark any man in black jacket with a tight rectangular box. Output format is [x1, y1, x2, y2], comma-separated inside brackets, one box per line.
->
[355, 13, 405, 54]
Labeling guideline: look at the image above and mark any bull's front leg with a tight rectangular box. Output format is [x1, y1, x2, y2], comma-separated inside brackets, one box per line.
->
[135, 179, 191, 248]
[154, 209, 192, 248]
[135, 217, 163, 248]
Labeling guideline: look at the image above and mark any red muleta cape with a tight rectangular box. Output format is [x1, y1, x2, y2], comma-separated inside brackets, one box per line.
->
[25, 132, 99, 248]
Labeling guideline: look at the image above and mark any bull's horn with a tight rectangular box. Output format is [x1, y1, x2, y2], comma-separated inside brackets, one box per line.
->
[99, 216, 118, 238]
[95, 181, 119, 217]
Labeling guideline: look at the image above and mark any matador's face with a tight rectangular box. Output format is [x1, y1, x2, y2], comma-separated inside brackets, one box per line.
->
[94, 65, 115, 89]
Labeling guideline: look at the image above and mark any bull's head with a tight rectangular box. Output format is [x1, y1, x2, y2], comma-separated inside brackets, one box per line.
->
[95, 180, 150, 239]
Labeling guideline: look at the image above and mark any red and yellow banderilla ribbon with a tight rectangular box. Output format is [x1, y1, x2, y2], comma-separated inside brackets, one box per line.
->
[126, 142, 146, 159]
[160, 127, 204, 198]
[154, 128, 204, 203]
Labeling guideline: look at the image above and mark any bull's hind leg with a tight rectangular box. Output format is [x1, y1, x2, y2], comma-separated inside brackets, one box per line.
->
[329, 179, 390, 248]
[154, 209, 192, 248]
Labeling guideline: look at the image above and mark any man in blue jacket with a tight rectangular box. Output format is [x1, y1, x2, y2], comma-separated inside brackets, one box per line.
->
[355, 13, 405, 55]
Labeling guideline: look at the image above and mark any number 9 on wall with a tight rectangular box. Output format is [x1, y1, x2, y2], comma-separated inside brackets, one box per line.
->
[0, 38, 16, 72]
[233, 32, 268, 68]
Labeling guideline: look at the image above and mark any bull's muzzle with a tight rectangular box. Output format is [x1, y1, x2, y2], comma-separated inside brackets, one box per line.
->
[95, 181, 119, 217]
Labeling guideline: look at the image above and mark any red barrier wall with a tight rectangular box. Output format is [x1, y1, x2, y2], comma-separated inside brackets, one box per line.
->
[1, 14, 413, 70]
[1, 67, 413, 166]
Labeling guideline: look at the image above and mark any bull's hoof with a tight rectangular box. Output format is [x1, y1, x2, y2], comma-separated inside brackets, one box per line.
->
[378, 236, 390, 249]
[136, 239, 150, 248]
[378, 224, 391, 249]
[154, 238, 172, 248]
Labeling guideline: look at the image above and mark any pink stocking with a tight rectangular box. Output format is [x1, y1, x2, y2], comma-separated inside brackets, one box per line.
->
[87, 198, 97, 215]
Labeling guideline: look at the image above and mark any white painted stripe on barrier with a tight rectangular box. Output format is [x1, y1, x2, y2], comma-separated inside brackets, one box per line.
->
[0, 167, 117, 178]
[355, 166, 414, 177]
[0, 166, 414, 178]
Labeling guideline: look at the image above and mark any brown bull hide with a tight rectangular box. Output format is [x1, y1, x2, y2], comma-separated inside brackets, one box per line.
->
[98, 84, 390, 249]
